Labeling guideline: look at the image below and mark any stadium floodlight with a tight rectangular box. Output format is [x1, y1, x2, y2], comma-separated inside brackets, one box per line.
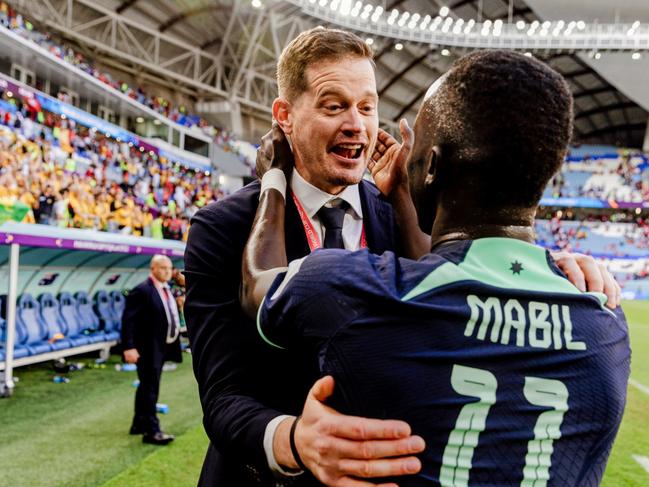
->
[370, 5, 383, 22]
[441, 48, 450, 56]
[365, 37, 374, 45]
[441, 16, 453, 33]
[291, 0, 649, 52]
[407, 12, 420, 29]
[339, 0, 352, 15]
[594, 52, 602, 59]
[632, 52, 641, 60]
[398, 11, 410, 27]
[395, 42, 403, 50]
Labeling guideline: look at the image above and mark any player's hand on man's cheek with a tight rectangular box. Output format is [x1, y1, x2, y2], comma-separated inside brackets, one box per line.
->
[551, 251, 621, 309]
[256, 122, 294, 178]
[369, 119, 413, 198]
[290, 376, 425, 486]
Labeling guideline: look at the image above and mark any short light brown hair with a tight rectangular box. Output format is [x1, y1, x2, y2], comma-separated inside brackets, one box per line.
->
[277, 27, 374, 101]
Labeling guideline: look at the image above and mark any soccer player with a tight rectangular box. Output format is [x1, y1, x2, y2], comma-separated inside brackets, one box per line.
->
[241, 50, 630, 486]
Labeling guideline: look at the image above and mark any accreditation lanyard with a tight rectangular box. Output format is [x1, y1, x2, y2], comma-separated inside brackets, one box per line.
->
[291, 191, 367, 252]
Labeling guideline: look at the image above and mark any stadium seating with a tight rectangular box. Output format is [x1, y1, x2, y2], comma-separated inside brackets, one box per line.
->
[95, 290, 120, 339]
[15, 294, 51, 355]
[58, 292, 102, 345]
[0, 290, 121, 363]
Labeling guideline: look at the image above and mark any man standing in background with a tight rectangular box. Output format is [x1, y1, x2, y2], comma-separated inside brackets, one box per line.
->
[121, 254, 182, 446]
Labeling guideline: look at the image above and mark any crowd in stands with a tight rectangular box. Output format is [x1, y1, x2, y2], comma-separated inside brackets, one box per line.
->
[545, 151, 649, 202]
[535, 216, 649, 296]
[0, 87, 222, 241]
[0, 2, 252, 166]
[535, 215, 649, 256]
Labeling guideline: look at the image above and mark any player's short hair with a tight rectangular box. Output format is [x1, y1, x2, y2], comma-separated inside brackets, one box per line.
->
[429, 50, 573, 209]
[277, 27, 374, 101]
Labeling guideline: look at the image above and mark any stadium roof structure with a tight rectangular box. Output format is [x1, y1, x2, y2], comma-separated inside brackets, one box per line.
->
[11, 0, 649, 147]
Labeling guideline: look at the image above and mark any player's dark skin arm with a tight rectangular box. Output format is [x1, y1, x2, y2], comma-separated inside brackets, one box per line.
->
[240, 184, 288, 317]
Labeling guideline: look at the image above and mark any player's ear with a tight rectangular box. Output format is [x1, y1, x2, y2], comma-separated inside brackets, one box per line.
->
[424, 145, 440, 188]
[272, 98, 293, 135]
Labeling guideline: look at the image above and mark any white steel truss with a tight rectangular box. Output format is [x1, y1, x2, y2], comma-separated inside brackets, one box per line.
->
[288, 0, 649, 52]
[8, 0, 313, 116]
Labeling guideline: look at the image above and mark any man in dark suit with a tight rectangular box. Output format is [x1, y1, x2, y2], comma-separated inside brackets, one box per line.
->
[185, 27, 620, 486]
[122, 254, 182, 446]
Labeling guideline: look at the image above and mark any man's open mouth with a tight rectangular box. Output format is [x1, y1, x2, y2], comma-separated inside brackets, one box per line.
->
[330, 143, 364, 160]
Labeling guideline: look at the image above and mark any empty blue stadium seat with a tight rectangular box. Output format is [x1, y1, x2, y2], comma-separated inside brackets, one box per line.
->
[58, 293, 94, 346]
[109, 290, 125, 330]
[15, 294, 52, 355]
[74, 291, 100, 332]
[0, 300, 30, 360]
[38, 293, 73, 351]
[95, 290, 119, 335]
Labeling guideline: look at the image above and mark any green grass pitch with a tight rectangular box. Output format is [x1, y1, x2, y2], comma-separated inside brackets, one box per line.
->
[0, 300, 648, 486]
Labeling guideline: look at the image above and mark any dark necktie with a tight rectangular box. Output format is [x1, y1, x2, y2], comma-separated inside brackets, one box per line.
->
[162, 287, 178, 340]
[317, 201, 348, 249]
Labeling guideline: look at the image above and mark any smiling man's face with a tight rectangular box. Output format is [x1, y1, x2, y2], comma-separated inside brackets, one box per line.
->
[286, 56, 379, 194]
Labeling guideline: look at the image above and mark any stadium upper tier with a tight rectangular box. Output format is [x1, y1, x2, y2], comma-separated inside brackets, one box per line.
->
[0, 88, 222, 241]
[0, 4, 256, 174]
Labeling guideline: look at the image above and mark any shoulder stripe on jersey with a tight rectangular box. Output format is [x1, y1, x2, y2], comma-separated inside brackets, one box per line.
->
[256, 296, 286, 350]
[402, 238, 608, 309]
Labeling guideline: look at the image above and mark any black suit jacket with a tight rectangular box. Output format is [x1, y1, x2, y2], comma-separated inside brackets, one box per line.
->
[121, 278, 182, 367]
[184, 179, 398, 486]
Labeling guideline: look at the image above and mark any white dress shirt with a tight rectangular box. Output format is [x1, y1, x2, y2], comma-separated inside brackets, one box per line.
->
[290, 169, 364, 250]
[149, 275, 180, 344]
[263, 169, 365, 476]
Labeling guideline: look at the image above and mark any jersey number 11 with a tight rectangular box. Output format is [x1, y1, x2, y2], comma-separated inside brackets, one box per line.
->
[440, 364, 569, 487]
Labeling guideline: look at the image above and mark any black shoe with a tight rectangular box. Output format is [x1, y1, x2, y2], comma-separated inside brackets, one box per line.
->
[129, 425, 145, 435]
[142, 431, 175, 445]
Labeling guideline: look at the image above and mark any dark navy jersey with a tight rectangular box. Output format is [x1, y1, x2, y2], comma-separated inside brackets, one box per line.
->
[259, 238, 630, 487]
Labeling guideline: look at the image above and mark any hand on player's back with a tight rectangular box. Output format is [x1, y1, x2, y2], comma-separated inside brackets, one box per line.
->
[551, 251, 621, 309]
[294, 376, 425, 486]
[256, 122, 294, 179]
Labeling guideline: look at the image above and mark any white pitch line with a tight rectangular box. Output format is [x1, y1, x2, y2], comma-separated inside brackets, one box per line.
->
[632, 455, 649, 475]
[629, 378, 649, 396]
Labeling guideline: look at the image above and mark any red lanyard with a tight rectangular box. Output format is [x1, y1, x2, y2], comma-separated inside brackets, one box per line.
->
[291, 191, 367, 252]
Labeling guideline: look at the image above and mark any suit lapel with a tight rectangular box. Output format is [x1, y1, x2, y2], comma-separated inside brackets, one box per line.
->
[358, 181, 394, 253]
[146, 278, 167, 324]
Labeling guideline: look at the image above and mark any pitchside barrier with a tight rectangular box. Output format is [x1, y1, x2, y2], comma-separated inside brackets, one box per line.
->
[0, 222, 184, 397]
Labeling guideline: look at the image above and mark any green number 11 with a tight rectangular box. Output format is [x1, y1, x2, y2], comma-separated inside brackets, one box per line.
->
[440, 365, 569, 487]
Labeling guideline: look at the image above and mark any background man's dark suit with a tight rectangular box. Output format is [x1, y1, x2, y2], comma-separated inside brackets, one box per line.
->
[184, 179, 398, 486]
[121, 278, 183, 435]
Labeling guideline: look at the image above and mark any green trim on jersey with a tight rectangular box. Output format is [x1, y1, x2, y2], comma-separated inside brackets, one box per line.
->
[257, 296, 285, 350]
[402, 238, 608, 307]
